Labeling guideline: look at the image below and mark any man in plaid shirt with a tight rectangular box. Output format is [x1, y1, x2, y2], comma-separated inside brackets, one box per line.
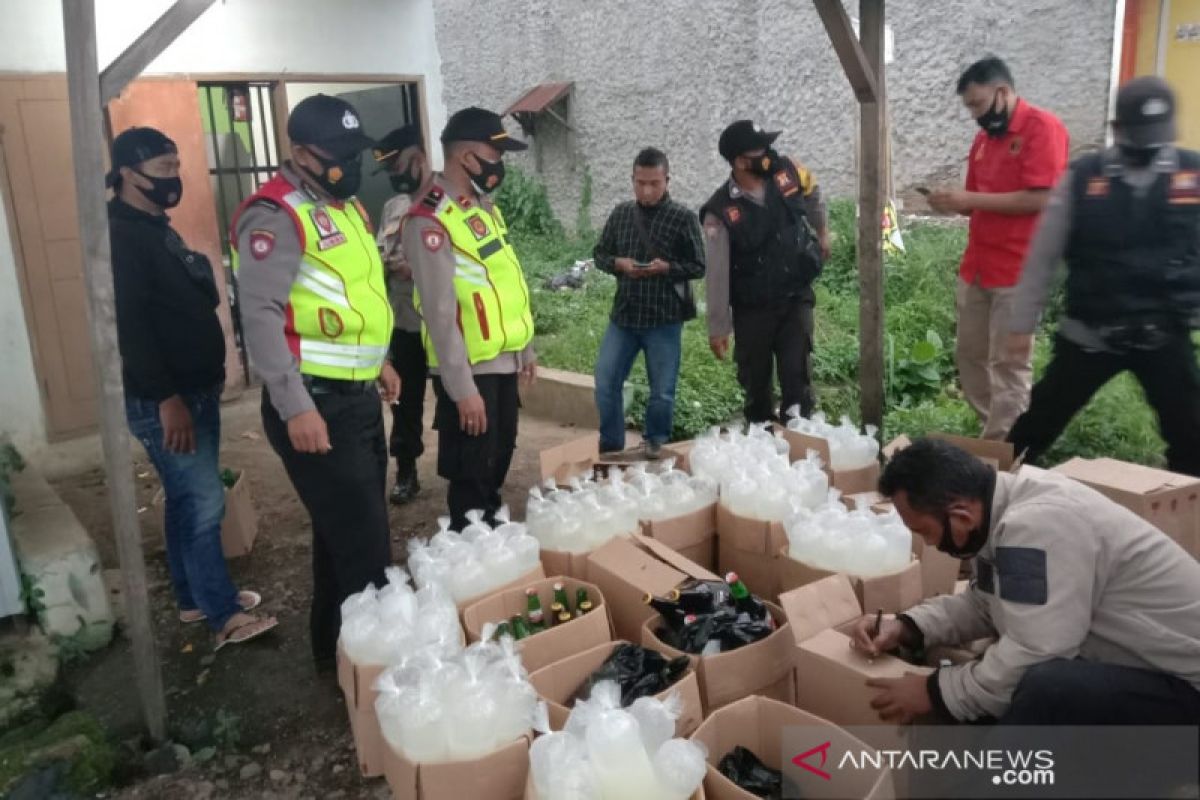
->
[593, 148, 706, 456]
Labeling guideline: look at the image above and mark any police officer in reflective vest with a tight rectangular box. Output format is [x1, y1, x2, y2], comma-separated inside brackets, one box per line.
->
[232, 94, 400, 669]
[403, 107, 536, 529]
[1006, 77, 1200, 476]
[701, 120, 830, 423]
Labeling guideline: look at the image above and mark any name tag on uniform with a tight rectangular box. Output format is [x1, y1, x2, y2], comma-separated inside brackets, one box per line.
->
[311, 208, 348, 251]
[1169, 170, 1200, 205]
[1085, 176, 1110, 198]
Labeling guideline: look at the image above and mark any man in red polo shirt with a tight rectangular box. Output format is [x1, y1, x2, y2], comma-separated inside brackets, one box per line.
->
[929, 57, 1069, 440]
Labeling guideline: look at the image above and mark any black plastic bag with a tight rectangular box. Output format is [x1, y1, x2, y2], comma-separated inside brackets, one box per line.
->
[718, 746, 784, 799]
[573, 644, 691, 706]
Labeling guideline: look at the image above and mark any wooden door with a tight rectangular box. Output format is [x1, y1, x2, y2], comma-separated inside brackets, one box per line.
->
[0, 76, 95, 438]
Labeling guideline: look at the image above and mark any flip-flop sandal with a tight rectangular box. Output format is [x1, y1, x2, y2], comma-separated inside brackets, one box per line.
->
[214, 615, 278, 652]
[179, 590, 262, 624]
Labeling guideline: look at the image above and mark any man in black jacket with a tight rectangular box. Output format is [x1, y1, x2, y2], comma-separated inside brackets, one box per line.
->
[702, 120, 830, 423]
[109, 127, 275, 649]
[1004, 77, 1200, 476]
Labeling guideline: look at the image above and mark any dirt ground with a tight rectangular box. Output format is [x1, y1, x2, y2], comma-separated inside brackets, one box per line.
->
[48, 389, 593, 799]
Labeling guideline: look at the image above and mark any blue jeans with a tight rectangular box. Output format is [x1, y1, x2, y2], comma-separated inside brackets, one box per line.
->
[594, 321, 682, 451]
[126, 386, 240, 632]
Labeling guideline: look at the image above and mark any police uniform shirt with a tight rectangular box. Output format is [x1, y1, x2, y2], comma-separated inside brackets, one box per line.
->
[401, 174, 536, 402]
[378, 193, 422, 333]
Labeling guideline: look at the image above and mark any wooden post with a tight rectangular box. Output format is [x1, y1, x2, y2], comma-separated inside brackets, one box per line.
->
[62, 0, 167, 741]
[857, 0, 887, 432]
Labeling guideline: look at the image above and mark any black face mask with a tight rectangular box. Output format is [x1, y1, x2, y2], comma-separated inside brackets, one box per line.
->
[937, 511, 989, 559]
[1119, 144, 1160, 168]
[745, 148, 779, 176]
[388, 161, 423, 195]
[976, 90, 1011, 138]
[310, 150, 363, 200]
[134, 171, 183, 209]
[467, 154, 506, 194]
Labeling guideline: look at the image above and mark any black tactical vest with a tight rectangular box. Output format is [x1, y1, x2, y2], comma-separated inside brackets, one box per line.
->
[1064, 148, 1200, 327]
[701, 162, 822, 309]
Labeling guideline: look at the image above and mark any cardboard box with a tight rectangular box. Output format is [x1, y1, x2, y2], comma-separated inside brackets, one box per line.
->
[538, 548, 595, 581]
[779, 574, 944, 749]
[714, 504, 787, 601]
[689, 696, 894, 800]
[883, 433, 1015, 471]
[781, 429, 882, 495]
[335, 641, 388, 777]
[456, 562, 546, 612]
[153, 471, 259, 558]
[524, 773, 705, 799]
[1052, 457, 1200, 558]
[384, 734, 530, 800]
[641, 602, 795, 713]
[461, 576, 612, 673]
[586, 534, 723, 643]
[221, 470, 258, 557]
[539, 436, 691, 486]
[527, 639, 705, 736]
[776, 549, 924, 613]
[539, 435, 600, 485]
[640, 503, 718, 571]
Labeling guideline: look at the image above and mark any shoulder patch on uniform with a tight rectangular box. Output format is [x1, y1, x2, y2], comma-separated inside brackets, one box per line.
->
[724, 206, 742, 225]
[1169, 170, 1200, 205]
[422, 227, 445, 252]
[248, 229, 275, 260]
[995, 546, 1047, 605]
[1085, 176, 1110, 198]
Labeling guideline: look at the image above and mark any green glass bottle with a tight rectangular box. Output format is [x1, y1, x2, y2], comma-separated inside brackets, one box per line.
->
[493, 620, 513, 641]
[575, 587, 590, 610]
[553, 582, 572, 614]
[526, 588, 547, 633]
[510, 613, 531, 640]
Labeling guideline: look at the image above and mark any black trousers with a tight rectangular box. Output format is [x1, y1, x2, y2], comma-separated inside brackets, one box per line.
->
[261, 387, 391, 663]
[388, 329, 428, 473]
[918, 659, 1200, 799]
[432, 373, 519, 530]
[1008, 332, 1200, 476]
[732, 300, 815, 423]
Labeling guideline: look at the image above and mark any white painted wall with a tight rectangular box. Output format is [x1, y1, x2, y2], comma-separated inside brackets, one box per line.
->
[0, 194, 46, 457]
[0, 0, 446, 455]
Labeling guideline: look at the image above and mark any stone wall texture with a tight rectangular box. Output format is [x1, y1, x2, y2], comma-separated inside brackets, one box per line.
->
[433, 0, 1116, 228]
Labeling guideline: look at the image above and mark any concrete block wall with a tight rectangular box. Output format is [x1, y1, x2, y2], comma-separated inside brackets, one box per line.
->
[433, 0, 1116, 229]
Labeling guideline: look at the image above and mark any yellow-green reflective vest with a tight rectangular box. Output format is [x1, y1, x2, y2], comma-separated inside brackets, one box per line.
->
[232, 174, 393, 381]
[409, 187, 534, 367]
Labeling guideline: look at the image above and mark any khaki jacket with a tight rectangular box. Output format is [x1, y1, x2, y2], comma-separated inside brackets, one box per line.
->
[906, 470, 1200, 721]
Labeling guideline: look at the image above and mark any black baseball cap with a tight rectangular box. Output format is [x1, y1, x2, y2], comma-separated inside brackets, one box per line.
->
[287, 94, 375, 158]
[1114, 76, 1176, 148]
[440, 106, 528, 151]
[372, 125, 424, 172]
[106, 126, 177, 188]
[718, 120, 781, 162]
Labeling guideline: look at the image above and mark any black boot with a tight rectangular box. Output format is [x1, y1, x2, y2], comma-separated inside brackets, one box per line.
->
[390, 462, 420, 505]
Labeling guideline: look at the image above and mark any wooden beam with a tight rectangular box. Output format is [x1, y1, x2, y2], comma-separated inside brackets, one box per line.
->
[857, 0, 887, 432]
[814, 0, 878, 103]
[62, 0, 167, 741]
[99, 0, 216, 103]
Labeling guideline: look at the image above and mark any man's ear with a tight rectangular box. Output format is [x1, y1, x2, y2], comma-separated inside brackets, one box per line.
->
[947, 500, 981, 530]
